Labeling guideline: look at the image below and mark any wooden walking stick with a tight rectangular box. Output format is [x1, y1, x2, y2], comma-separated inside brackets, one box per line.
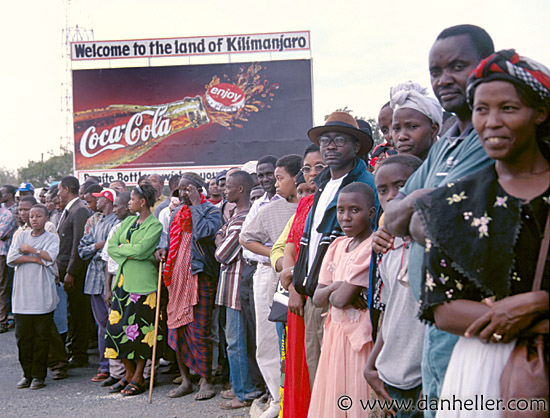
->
[148, 261, 164, 404]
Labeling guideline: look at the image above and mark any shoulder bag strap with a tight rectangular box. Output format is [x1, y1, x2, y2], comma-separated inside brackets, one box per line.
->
[533, 209, 550, 292]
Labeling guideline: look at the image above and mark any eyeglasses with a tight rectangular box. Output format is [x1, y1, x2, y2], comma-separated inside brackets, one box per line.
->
[301, 164, 327, 174]
[318, 135, 353, 147]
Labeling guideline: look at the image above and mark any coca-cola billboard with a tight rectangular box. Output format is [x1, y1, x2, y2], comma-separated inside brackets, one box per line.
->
[72, 59, 313, 183]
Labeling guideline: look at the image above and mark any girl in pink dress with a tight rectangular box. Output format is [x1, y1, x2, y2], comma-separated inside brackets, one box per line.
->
[309, 182, 375, 418]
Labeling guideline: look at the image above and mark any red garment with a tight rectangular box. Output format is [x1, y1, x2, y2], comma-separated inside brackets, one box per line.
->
[286, 195, 314, 259]
[163, 194, 206, 286]
[283, 194, 314, 418]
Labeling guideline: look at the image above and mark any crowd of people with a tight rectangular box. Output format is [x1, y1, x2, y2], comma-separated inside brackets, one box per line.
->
[0, 23, 548, 417]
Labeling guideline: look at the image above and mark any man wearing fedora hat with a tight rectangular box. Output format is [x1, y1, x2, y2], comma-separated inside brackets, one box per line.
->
[292, 111, 379, 387]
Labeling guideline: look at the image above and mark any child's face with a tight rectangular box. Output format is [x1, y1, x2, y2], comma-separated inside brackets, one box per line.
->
[378, 106, 394, 146]
[296, 182, 315, 199]
[375, 163, 415, 211]
[29, 208, 48, 231]
[18, 201, 33, 224]
[274, 166, 296, 200]
[392, 107, 437, 161]
[337, 192, 375, 238]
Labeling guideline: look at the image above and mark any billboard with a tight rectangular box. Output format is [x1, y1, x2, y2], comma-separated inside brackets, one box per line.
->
[72, 59, 313, 184]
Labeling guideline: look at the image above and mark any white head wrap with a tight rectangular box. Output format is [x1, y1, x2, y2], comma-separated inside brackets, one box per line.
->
[390, 81, 443, 134]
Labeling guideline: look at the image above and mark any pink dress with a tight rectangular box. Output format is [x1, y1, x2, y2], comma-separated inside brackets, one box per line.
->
[308, 236, 373, 418]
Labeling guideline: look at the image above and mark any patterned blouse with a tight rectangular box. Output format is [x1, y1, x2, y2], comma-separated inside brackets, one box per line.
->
[414, 164, 550, 324]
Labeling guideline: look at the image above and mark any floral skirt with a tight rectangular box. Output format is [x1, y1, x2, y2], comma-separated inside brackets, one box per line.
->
[104, 275, 162, 361]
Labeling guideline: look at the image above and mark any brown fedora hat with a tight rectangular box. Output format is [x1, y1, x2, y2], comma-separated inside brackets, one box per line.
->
[308, 111, 374, 156]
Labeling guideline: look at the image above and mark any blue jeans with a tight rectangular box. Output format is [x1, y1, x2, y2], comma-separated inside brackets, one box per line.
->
[53, 283, 68, 334]
[225, 307, 255, 401]
[90, 294, 109, 373]
[421, 324, 459, 418]
[385, 383, 423, 418]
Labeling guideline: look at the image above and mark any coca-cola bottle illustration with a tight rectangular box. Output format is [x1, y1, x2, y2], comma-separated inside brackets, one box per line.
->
[73, 62, 278, 170]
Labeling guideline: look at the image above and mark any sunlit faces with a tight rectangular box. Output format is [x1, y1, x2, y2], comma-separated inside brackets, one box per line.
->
[128, 190, 145, 213]
[84, 193, 98, 212]
[114, 196, 131, 220]
[429, 34, 480, 115]
[302, 150, 325, 188]
[274, 166, 296, 199]
[336, 191, 375, 238]
[208, 178, 221, 199]
[224, 174, 241, 204]
[29, 207, 48, 232]
[45, 194, 55, 213]
[250, 187, 264, 203]
[297, 182, 315, 199]
[472, 81, 547, 162]
[110, 181, 126, 193]
[148, 174, 164, 196]
[178, 178, 196, 207]
[319, 131, 360, 168]
[96, 196, 111, 213]
[256, 163, 276, 195]
[378, 106, 394, 146]
[18, 201, 33, 225]
[392, 107, 438, 161]
[375, 163, 417, 211]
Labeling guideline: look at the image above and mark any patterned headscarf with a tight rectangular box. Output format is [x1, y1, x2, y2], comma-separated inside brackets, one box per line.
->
[390, 81, 443, 134]
[466, 49, 550, 110]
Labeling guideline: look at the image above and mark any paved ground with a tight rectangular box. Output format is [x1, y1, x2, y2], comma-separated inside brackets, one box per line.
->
[0, 328, 251, 418]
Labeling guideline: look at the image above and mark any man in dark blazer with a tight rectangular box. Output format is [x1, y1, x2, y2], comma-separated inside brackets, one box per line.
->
[57, 176, 92, 368]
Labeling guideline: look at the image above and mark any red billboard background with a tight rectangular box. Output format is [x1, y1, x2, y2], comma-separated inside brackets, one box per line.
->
[72, 59, 313, 181]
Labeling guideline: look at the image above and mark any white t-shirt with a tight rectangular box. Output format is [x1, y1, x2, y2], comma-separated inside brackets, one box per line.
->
[308, 176, 344, 274]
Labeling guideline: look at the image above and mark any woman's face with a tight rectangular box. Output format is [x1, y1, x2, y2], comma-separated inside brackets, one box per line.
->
[472, 80, 547, 162]
[274, 166, 296, 199]
[302, 151, 325, 186]
[129, 190, 143, 213]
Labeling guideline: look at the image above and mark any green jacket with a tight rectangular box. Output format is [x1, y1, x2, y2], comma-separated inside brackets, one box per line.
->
[108, 214, 163, 294]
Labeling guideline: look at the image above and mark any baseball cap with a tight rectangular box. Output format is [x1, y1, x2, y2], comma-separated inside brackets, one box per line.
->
[92, 188, 116, 203]
[17, 182, 35, 192]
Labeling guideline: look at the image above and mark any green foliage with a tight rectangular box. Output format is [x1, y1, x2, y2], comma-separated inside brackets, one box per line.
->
[0, 167, 18, 185]
[16, 148, 74, 187]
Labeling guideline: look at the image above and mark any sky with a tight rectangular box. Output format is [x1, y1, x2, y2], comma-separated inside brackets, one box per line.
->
[1, 0, 549, 173]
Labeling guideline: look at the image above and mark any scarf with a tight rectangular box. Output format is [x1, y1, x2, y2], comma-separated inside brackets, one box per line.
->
[163, 194, 206, 286]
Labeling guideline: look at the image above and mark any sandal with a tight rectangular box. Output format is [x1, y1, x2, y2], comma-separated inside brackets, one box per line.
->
[108, 378, 128, 393]
[121, 380, 146, 397]
[91, 372, 110, 382]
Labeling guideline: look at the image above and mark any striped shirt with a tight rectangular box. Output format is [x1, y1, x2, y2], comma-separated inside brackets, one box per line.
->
[214, 209, 249, 310]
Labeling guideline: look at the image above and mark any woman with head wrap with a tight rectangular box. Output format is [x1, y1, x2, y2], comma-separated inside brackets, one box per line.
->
[414, 50, 550, 415]
[390, 81, 443, 160]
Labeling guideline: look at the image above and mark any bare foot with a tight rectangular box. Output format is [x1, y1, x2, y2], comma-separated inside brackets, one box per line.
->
[168, 382, 193, 398]
[194, 377, 215, 401]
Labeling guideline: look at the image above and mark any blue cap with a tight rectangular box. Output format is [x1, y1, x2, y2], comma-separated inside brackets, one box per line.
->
[17, 182, 35, 192]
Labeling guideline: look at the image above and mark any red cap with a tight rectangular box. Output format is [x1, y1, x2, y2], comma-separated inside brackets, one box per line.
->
[92, 188, 116, 203]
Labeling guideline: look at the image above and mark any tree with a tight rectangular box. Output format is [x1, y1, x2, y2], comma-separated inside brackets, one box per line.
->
[17, 148, 74, 187]
[0, 167, 18, 186]
[324, 107, 384, 151]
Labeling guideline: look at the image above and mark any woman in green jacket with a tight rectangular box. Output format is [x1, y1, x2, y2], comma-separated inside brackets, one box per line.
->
[105, 182, 163, 396]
